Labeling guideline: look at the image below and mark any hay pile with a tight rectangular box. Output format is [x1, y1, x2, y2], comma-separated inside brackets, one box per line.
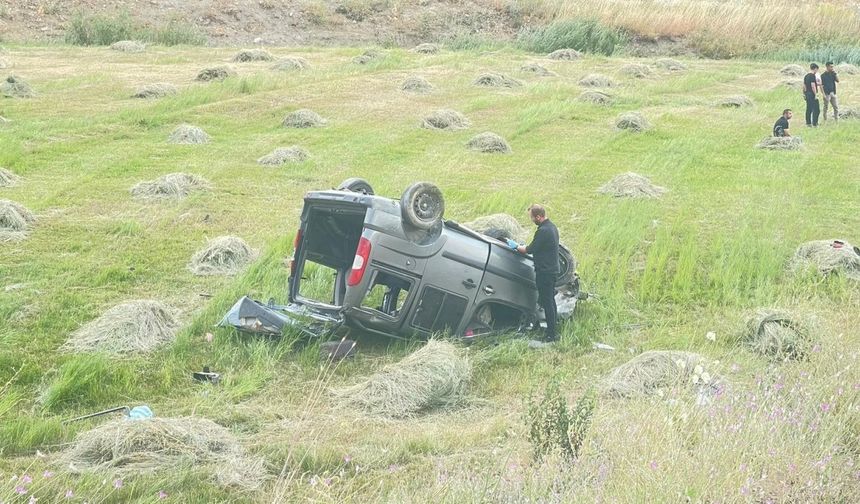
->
[420, 109, 470, 130]
[282, 109, 326, 128]
[615, 112, 651, 132]
[1, 76, 33, 98]
[621, 63, 651, 78]
[578, 73, 616, 87]
[836, 63, 858, 75]
[462, 213, 528, 242]
[0, 167, 20, 187]
[0, 58, 8, 69]
[412, 43, 440, 54]
[777, 78, 803, 90]
[0, 199, 35, 240]
[467, 132, 511, 154]
[62, 300, 180, 354]
[271, 56, 309, 71]
[839, 108, 860, 119]
[655, 58, 686, 71]
[600, 351, 716, 398]
[232, 49, 274, 62]
[168, 124, 211, 144]
[196, 66, 235, 81]
[756, 136, 803, 150]
[188, 236, 255, 276]
[598, 172, 666, 198]
[578, 90, 613, 105]
[791, 239, 860, 280]
[743, 309, 813, 361]
[521, 62, 556, 76]
[716, 95, 754, 107]
[548, 48, 582, 60]
[110, 40, 146, 53]
[62, 417, 265, 490]
[132, 83, 178, 99]
[332, 340, 471, 418]
[131, 172, 211, 201]
[353, 49, 382, 64]
[473, 72, 522, 88]
[780, 64, 804, 77]
[257, 146, 310, 165]
[401, 75, 433, 94]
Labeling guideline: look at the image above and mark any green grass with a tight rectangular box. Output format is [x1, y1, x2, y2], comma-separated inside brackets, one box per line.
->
[64, 11, 206, 46]
[516, 19, 627, 55]
[0, 45, 858, 502]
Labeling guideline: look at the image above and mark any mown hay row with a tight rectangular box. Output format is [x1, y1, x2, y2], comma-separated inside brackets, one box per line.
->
[467, 132, 511, 153]
[791, 239, 860, 280]
[421, 109, 470, 131]
[600, 350, 721, 398]
[257, 146, 310, 165]
[743, 309, 814, 361]
[188, 236, 256, 276]
[282, 109, 326, 128]
[598, 172, 666, 198]
[131, 172, 211, 201]
[61, 300, 180, 354]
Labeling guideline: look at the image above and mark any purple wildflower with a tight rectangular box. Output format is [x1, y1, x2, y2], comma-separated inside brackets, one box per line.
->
[15, 485, 27, 495]
[21, 474, 32, 484]
[649, 460, 658, 470]
[158, 490, 168, 499]
[43, 471, 54, 479]
[113, 478, 123, 489]
[821, 403, 832, 413]
[65, 489, 74, 498]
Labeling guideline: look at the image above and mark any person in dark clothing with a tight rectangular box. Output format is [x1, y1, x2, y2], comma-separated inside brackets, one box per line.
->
[821, 61, 840, 122]
[803, 63, 820, 127]
[773, 108, 792, 137]
[507, 204, 560, 342]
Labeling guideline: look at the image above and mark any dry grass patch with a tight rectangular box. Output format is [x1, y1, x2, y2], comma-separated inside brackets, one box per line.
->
[620, 63, 651, 78]
[600, 350, 719, 398]
[132, 82, 178, 99]
[61, 300, 180, 354]
[615, 111, 650, 132]
[836, 63, 858, 75]
[462, 213, 528, 242]
[578, 90, 613, 105]
[716, 95, 754, 108]
[131, 172, 211, 201]
[412, 43, 440, 54]
[62, 417, 266, 490]
[780, 64, 804, 77]
[743, 309, 814, 361]
[167, 124, 211, 144]
[188, 236, 256, 276]
[257, 146, 310, 165]
[110, 40, 146, 53]
[521, 62, 556, 77]
[598, 172, 666, 198]
[1, 76, 33, 98]
[271, 56, 310, 71]
[840, 107, 860, 119]
[0, 59, 8, 69]
[655, 58, 686, 71]
[578, 73, 616, 87]
[0, 167, 20, 187]
[353, 49, 383, 64]
[467, 132, 511, 153]
[756, 136, 802, 150]
[776, 78, 803, 90]
[331, 340, 471, 418]
[0, 199, 35, 241]
[282, 109, 327, 128]
[232, 49, 274, 62]
[401, 75, 433, 94]
[196, 66, 236, 81]
[420, 109, 470, 131]
[791, 239, 860, 280]
[547, 48, 582, 60]
[473, 72, 522, 88]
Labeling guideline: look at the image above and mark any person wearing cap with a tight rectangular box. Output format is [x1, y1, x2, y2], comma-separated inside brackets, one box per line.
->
[821, 62, 840, 122]
[506, 204, 560, 343]
[803, 63, 821, 127]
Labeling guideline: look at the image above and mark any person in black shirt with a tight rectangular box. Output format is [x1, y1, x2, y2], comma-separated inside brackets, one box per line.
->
[773, 108, 792, 137]
[507, 204, 560, 342]
[803, 63, 820, 127]
[821, 61, 840, 122]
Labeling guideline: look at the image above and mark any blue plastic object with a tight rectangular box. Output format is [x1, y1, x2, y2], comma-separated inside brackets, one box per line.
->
[127, 405, 154, 420]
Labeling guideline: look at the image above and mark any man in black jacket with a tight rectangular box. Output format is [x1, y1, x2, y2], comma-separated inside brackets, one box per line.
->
[507, 204, 560, 342]
[803, 63, 821, 127]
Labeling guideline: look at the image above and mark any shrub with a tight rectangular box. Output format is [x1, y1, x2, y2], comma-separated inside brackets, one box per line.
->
[526, 380, 594, 462]
[517, 19, 626, 56]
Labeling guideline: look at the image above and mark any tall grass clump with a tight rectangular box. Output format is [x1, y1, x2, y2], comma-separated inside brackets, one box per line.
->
[38, 354, 136, 412]
[763, 45, 860, 66]
[517, 19, 626, 55]
[65, 11, 205, 46]
[525, 380, 595, 462]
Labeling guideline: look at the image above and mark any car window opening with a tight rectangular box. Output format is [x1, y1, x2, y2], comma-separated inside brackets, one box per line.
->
[361, 271, 411, 318]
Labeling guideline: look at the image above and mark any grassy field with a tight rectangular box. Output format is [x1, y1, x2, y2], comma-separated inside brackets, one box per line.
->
[1, 44, 859, 502]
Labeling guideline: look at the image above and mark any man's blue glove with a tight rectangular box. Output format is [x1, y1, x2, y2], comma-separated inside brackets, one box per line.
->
[506, 239, 519, 250]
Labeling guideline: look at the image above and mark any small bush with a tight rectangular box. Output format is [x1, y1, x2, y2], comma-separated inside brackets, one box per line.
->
[517, 19, 626, 56]
[525, 380, 594, 462]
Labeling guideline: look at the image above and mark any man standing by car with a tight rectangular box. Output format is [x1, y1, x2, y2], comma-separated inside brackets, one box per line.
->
[507, 204, 560, 342]
[803, 63, 821, 127]
[821, 61, 840, 122]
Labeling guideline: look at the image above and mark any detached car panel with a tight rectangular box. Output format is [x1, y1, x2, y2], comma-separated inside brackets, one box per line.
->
[221, 180, 580, 340]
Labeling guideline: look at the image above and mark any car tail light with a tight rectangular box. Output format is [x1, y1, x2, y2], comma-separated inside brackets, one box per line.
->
[347, 237, 371, 286]
[290, 229, 303, 277]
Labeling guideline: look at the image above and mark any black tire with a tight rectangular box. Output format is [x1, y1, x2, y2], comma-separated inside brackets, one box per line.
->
[400, 182, 445, 230]
[337, 177, 374, 195]
[556, 245, 576, 288]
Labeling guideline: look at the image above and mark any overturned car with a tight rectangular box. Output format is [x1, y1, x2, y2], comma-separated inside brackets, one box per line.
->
[221, 179, 582, 340]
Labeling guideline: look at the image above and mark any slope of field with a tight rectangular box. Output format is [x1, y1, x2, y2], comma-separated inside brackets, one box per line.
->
[1, 45, 860, 502]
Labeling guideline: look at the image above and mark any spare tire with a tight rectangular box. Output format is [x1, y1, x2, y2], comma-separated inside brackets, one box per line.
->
[556, 245, 576, 287]
[400, 182, 444, 230]
[337, 177, 374, 195]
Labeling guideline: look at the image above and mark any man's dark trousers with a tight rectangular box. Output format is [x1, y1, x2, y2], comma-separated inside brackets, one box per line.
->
[536, 272, 558, 341]
[805, 92, 820, 126]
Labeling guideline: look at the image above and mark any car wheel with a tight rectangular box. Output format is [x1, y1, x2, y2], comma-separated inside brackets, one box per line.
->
[556, 245, 576, 287]
[401, 182, 445, 230]
[337, 177, 374, 195]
